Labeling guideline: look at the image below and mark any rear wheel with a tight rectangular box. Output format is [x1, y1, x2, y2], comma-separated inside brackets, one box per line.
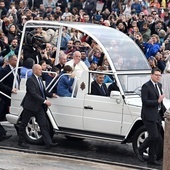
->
[132, 126, 163, 160]
[24, 116, 53, 144]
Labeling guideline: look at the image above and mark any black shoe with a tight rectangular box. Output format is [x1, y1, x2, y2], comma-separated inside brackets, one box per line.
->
[46, 142, 58, 149]
[0, 134, 12, 141]
[136, 149, 144, 162]
[18, 142, 29, 149]
[147, 160, 161, 166]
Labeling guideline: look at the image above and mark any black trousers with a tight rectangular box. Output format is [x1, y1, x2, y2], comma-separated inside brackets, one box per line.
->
[19, 108, 53, 146]
[0, 124, 6, 138]
[138, 120, 161, 161]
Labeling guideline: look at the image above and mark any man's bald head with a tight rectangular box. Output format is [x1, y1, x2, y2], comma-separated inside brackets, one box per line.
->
[32, 64, 42, 76]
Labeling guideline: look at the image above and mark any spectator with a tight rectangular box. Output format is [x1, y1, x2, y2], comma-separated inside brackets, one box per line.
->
[131, 0, 142, 14]
[54, 6, 62, 17]
[88, 47, 103, 65]
[144, 34, 161, 59]
[57, 65, 75, 97]
[123, 0, 132, 16]
[61, 7, 72, 21]
[80, 50, 90, 68]
[83, 0, 97, 20]
[80, 13, 91, 23]
[101, 8, 111, 20]
[134, 32, 145, 52]
[148, 56, 157, 69]
[96, 66, 113, 83]
[116, 20, 128, 34]
[155, 52, 166, 73]
[150, 0, 160, 8]
[58, 26, 71, 51]
[70, 0, 82, 13]
[158, 29, 166, 45]
[102, 0, 112, 13]
[64, 40, 75, 55]
[37, 4, 46, 18]
[44, 0, 55, 9]
[89, 61, 98, 71]
[28, 0, 43, 10]
[163, 50, 170, 73]
[141, 22, 151, 42]
[137, 12, 145, 32]
[0, 0, 8, 19]
[54, 51, 67, 73]
[0, 38, 18, 60]
[112, 0, 122, 15]
[20, 58, 34, 79]
[55, 0, 67, 13]
[150, 20, 167, 35]
[2, 23, 21, 43]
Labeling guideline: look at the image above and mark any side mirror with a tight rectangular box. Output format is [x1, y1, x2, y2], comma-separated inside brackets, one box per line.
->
[110, 91, 121, 104]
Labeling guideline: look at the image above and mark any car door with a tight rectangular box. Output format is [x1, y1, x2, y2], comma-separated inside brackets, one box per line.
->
[83, 93, 124, 135]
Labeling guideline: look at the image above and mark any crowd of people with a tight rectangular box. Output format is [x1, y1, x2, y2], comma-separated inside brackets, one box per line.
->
[0, 0, 170, 150]
[0, 0, 169, 72]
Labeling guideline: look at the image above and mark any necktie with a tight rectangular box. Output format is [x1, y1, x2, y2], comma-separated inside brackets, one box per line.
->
[155, 83, 160, 96]
[38, 77, 45, 98]
[155, 83, 161, 110]
[101, 85, 106, 95]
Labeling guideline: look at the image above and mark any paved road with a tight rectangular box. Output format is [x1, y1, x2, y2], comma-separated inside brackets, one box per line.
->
[0, 122, 161, 170]
[0, 149, 138, 170]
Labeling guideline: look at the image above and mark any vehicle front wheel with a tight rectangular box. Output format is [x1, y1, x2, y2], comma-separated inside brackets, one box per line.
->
[132, 126, 163, 160]
[24, 116, 53, 145]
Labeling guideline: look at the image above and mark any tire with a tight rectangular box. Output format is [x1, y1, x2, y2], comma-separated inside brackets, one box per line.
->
[132, 126, 163, 160]
[24, 116, 53, 145]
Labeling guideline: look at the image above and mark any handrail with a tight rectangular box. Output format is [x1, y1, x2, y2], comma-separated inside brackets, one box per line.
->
[0, 67, 22, 82]
[0, 91, 11, 99]
[48, 73, 77, 98]
[42, 70, 58, 91]
[0, 66, 22, 100]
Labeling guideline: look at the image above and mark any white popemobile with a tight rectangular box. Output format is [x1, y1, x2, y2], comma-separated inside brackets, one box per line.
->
[2, 20, 170, 159]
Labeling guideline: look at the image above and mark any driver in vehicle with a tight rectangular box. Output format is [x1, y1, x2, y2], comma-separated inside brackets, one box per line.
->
[91, 73, 109, 96]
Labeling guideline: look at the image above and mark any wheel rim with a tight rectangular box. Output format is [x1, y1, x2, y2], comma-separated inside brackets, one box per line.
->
[26, 117, 42, 140]
[137, 130, 149, 156]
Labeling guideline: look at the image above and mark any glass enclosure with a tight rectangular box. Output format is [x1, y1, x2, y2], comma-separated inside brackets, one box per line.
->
[21, 21, 151, 72]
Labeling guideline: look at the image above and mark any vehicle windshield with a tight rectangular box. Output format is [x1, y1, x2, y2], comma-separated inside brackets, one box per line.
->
[83, 26, 150, 71]
[118, 74, 150, 96]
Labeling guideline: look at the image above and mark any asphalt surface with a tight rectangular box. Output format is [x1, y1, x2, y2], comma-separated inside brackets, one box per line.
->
[0, 122, 161, 170]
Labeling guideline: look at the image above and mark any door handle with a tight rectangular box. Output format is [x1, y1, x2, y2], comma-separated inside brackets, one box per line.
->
[84, 106, 93, 110]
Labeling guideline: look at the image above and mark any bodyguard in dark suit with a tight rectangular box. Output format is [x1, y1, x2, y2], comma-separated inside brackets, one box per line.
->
[137, 68, 166, 166]
[91, 74, 109, 96]
[0, 55, 18, 140]
[18, 64, 57, 149]
[0, 55, 18, 120]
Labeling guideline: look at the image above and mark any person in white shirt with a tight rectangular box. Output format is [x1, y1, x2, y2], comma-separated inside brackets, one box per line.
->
[66, 51, 88, 79]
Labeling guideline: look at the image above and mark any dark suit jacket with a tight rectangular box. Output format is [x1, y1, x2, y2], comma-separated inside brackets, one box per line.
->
[21, 74, 53, 112]
[141, 80, 166, 122]
[0, 65, 14, 106]
[91, 80, 109, 96]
